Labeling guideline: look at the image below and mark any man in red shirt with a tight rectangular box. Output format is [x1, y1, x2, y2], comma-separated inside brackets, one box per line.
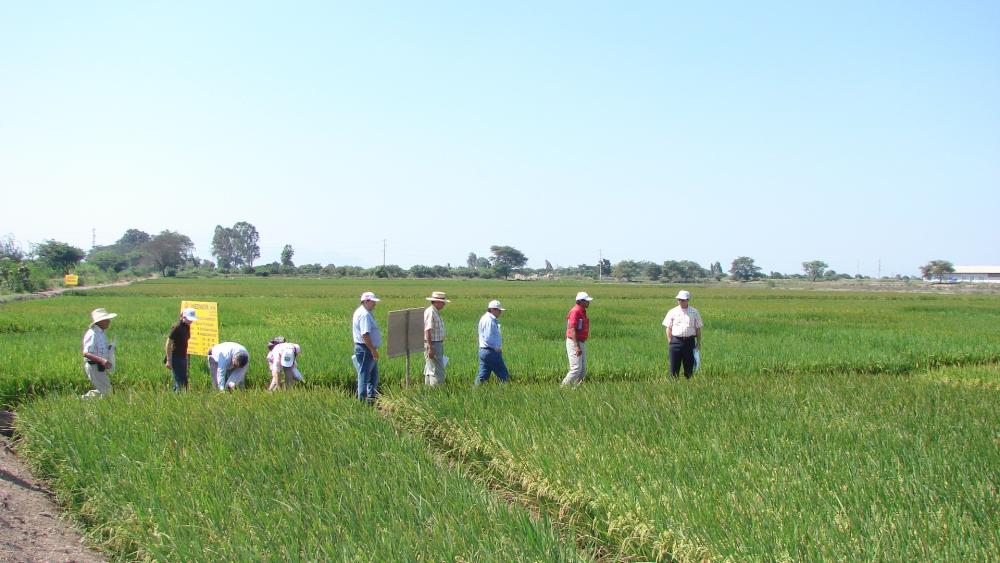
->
[561, 291, 593, 386]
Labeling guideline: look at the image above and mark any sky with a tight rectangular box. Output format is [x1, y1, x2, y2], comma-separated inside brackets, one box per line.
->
[1, 1, 998, 277]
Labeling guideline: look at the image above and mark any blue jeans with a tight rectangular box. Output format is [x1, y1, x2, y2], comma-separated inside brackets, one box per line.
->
[354, 344, 379, 400]
[475, 348, 509, 384]
[170, 354, 189, 391]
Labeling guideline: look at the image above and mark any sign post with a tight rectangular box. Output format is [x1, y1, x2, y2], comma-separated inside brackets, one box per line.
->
[387, 308, 425, 386]
[64, 274, 79, 286]
[180, 301, 219, 356]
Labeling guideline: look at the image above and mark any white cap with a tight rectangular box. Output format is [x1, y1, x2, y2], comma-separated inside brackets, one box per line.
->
[360, 291, 380, 302]
[487, 299, 506, 311]
[280, 347, 296, 367]
[181, 307, 198, 322]
[675, 290, 691, 300]
[575, 291, 594, 302]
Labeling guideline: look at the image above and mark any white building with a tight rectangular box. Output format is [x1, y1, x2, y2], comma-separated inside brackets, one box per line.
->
[951, 266, 1000, 283]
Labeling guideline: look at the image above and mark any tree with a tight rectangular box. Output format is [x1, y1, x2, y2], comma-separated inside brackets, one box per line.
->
[232, 221, 261, 268]
[802, 260, 828, 282]
[612, 260, 642, 281]
[280, 244, 295, 267]
[710, 261, 724, 281]
[598, 258, 611, 278]
[467, 252, 478, 269]
[34, 240, 85, 274]
[544, 259, 553, 272]
[116, 229, 151, 251]
[211, 226, 238, 269]
[87, 250, 128, 273]
[644, 262, 662, 281]
[410, 264, 434, 278]
[729, 256, 763, 282]
[919, 260, 955, 282]
[489, 245, 527, 279]
[144, 230, 195, 276]
[0, 234, 24, 261]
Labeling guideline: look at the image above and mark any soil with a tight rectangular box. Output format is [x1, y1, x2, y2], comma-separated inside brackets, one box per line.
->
[0, 412, 105, 562]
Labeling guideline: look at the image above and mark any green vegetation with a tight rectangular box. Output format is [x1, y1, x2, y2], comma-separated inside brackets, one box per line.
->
[3, 278, 1000, 408]
[3, 278, 999, 560]
[16, 390, 585, 561]
[383, 378, 1000, 561]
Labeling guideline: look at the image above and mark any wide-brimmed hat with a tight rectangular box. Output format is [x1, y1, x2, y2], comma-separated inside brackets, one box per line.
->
[425, 291, 450, 303]
[675, 290, 691, 300]
[360, 291, 380, 302]
[487, 299, 506, 311]
[90, 308, 117, 325]
[181, 307, 198, 322]
[575, 291, 594, 302]
[268, 336, 286, 350]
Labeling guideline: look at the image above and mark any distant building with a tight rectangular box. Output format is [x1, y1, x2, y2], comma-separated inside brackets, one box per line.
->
[951, 266, 1000, 283]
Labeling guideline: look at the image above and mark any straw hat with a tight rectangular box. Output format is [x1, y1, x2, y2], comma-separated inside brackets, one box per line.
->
[425, 291, 451, 303]
[90, 308, 117, 325]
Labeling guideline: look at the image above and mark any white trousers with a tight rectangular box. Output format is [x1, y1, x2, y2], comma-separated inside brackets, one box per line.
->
[561, 339, 587, 386]
[84, 363, 112, 396]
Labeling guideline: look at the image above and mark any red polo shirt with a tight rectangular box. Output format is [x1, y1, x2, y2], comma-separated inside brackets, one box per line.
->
[566, 304, 589, 341]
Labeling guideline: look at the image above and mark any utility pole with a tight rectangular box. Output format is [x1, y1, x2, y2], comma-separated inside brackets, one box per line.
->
[382, 239, 387, 269]
[598, 249, 603, 281]
[92, 228, 96, 249]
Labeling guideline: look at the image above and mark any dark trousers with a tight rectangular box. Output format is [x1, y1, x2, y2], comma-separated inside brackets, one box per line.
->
[170, 354, 189, 391]
[669, 337, 696, 378]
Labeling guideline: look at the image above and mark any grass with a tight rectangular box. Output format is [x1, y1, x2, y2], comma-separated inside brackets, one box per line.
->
[3, 277, 1000, 408]
[15, 389, 587, 562]
[382, 376, 1000, 561]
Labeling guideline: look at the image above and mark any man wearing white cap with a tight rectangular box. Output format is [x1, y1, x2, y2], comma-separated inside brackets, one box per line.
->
[562, 292, 593, 386]
[165, 307, 198, 391]
[352, 291, 382, 402]
[423, 291, 450, 386]
[476, 300, 509, 384]
[266, 336, 303, 391]
[662, 290, 703, 378]
[82, 308, 117, 397]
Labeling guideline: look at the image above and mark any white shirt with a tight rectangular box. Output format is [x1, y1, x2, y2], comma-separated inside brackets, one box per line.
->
[662, 305, 703, 337]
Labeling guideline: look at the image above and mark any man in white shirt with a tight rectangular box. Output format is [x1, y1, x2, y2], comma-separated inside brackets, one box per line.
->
[352, 291, 382, 402]
[82, 308, 117, 398]
[423, 291, 450, 386]
[662, 290, 703, 378]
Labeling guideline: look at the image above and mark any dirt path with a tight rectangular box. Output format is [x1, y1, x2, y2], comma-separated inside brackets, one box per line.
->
[0, 278, 142, 304]
[1, 414, 105, 562]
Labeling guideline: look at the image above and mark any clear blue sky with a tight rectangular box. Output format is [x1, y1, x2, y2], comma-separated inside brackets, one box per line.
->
[2, 1, 997, 277]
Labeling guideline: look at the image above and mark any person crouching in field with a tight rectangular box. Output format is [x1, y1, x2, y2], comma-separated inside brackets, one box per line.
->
[81, 308, 117, 398]
[266, 336, 303, 391]
[165, 307, 198, 391]
[208, 342, 250, 391]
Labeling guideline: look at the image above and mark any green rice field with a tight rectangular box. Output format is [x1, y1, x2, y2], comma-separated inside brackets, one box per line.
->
[3, 278, 999, 560]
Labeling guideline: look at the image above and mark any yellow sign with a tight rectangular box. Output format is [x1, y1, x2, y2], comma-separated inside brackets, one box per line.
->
[181, 301, 219, 356]
[64, 274, 79, 286]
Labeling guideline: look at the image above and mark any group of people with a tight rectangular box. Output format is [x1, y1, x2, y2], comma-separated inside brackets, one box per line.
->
[80, 289, 704, 400]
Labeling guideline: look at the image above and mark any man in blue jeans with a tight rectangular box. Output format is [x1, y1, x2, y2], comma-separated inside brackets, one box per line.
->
[352, 291, 382, 403]
[475, 300, 509, 384]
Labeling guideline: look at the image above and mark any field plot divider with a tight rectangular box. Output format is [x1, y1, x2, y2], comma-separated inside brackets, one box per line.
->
[378, 394, 715, 563]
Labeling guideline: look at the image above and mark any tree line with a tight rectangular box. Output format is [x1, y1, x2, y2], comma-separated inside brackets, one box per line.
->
[2, 225, 946, 294]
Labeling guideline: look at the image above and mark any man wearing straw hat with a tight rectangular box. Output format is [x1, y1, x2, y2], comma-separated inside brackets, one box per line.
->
[82, 308, 117, 398]
[423, 291, 450, 386]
